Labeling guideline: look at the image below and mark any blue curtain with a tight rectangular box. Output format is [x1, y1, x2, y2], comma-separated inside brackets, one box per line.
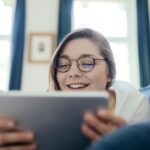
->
[9, 0, 26, 90]
[57, 0, 73, 45]
[136, 0, 150, 87]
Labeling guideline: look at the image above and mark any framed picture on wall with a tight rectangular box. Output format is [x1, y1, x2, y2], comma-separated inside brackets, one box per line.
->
[28, 32, 56, 63]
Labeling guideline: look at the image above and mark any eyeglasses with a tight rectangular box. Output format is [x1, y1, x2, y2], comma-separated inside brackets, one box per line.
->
[54, 55, 105, 73]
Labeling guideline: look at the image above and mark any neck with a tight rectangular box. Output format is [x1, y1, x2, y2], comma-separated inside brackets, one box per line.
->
[107, 88, 116, 113]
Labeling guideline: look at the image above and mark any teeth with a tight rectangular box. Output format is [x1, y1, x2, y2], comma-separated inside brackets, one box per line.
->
[68, 84, 87, 89]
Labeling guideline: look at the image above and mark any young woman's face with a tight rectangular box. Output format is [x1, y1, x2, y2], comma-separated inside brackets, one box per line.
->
[56, 38, 110, 91]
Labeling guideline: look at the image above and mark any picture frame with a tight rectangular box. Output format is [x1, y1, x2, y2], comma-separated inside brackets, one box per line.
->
[28, 32, 56, 63]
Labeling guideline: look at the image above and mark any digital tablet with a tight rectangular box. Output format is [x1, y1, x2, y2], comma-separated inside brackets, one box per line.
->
[0, 91, 109, 150]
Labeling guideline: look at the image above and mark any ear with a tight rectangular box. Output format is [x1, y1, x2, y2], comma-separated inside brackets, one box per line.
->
[107, 76, 111, 82]
[105, 77, 111, 89]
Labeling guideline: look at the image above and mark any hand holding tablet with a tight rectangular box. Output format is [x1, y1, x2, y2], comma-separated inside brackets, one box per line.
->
[0, 91, 108, 150]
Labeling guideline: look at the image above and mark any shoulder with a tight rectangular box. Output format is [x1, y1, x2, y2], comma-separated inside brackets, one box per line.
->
[112, 80, 149, 123]
[112, 80, 144, 102]
[112, 80, 138, 92]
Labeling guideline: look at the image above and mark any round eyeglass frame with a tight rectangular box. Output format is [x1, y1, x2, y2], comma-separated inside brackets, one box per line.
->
[54, 55, 105, 73]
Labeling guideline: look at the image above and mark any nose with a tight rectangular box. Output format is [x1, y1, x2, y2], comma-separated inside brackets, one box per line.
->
[68, 61, 83, 78]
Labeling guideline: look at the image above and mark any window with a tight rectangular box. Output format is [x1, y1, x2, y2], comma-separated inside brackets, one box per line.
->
[0, 0, 15, 91]
[72, 0, 140, 88]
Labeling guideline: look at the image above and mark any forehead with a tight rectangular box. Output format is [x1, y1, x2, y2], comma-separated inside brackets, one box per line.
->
[60, 38, 101, 58]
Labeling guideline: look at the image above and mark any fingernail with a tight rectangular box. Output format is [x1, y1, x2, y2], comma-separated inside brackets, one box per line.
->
[98, 109, 106, 116]
[30, 144, 36, 149]
[26, 132, 34, 139]
[84, 112, 92, 120]
[8, 121, 15, 127]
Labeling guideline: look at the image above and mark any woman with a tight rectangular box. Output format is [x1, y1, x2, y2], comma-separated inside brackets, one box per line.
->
[0, 28, 149, 149]
[49, 28, 150, 142]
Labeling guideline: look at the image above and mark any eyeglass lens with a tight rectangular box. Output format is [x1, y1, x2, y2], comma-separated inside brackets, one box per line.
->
[56, 56, 95, 72]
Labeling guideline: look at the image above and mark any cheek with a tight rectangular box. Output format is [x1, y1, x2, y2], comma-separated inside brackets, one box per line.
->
[95, 64, 109, 79]
[91, 66, 109, 87]
[56, 73, 61, 84]
[102, 63, 110, 80]
[56, 72, 65, 87]
[105, 63, 110, 79]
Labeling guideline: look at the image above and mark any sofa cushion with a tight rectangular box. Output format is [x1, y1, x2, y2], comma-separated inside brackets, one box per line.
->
[140, 85, 150, 102]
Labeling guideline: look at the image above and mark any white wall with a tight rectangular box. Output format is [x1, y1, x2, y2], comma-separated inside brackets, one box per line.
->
[22, 0, 59, 92]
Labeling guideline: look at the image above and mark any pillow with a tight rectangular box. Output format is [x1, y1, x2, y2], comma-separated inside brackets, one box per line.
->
[140, 85, 150, 102]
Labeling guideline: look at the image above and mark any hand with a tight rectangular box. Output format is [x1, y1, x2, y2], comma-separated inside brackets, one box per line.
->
[81, 109, 127, 142]
[0, 117, 36, 150]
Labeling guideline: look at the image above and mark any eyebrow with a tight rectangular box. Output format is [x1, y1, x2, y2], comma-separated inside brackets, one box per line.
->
[80, 54, 97, 57]
[59, 54, 99, 59]
[59, 55, 70, 59]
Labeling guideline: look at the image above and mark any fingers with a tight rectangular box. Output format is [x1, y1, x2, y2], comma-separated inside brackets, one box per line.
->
[0, 131, 34, 146]
[0, 143, 36, 150]
[0, 118, 16, 131]
[81, 124, 101, 142]
[0, 117, 36, 149]
[82, 110, 127, 142]
[97, 109, 127, 126]
[83, 112, 112, 135]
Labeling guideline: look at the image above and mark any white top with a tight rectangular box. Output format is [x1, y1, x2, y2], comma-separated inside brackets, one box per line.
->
[112, 81, 150, 124]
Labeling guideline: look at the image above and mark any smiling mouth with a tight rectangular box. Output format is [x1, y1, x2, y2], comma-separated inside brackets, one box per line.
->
[67, 83, 89, 89]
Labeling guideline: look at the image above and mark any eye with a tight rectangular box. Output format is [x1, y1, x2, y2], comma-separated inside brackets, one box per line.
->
[81, 63, 94, 68]
[58, 63, 70, 68]
[57, 58, 70, 67]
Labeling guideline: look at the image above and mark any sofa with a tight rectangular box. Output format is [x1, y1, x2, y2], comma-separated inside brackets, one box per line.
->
[140, 85, 150, 102]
